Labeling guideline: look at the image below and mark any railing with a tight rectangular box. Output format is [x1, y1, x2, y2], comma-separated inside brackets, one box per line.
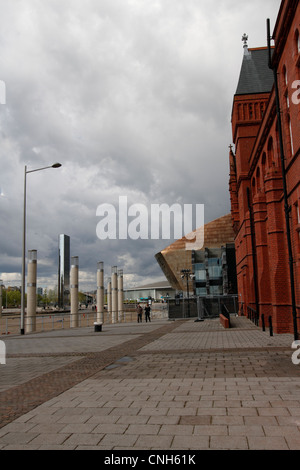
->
[221, 304, 231, 328]
[0, 305, 169, 336]
[0, 311, 96, 336]
[247, 307, 274, 336]
[247, 306, 259, 326]
[167, 295, 238, 321]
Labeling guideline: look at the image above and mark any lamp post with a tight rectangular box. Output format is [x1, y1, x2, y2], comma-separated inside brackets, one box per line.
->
[181, 269, 195, 318]
[20, 162, 62, 335]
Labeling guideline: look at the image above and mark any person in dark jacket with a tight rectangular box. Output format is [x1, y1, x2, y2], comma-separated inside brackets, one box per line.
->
[145, 304, 151, 322]
[136, 303, 143, 322]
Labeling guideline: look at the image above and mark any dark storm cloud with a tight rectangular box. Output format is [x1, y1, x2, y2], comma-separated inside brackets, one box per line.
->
[0, 0, 281, 289]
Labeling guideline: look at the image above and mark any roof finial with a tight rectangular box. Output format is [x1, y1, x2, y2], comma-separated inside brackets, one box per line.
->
[242, 33, 248, 48]
[242, 33, 251, 57]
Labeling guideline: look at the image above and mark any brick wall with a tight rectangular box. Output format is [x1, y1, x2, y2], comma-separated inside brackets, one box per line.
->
[229, 0, 300, 335]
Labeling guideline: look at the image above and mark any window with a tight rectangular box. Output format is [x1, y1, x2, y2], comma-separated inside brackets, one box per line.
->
[294, 203, 300, 251]
[283, 65, 288, 86]
[194, 263, 206, 282]
[196, 287, 207, 296]
[195, 270, 206, 282]
[249, 104, 253, 119]
[295, 30, 300, 69]
[267, 137, 274, 167]
[256, 167, 261, 192]
[209, 285, 223, 296]
[207, 258, 222, 280]
[296, 30, 300, 54]
[288, 116, 294, 156]
[286, 91, 290, 109]
[208, 266, 222, 280]
[207, 258, 220, 267]
[261, 153, 266, 177]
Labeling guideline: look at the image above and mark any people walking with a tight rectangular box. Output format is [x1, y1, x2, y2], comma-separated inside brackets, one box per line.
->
[145, 304, 151, 322]
[136, 303, 143, 323]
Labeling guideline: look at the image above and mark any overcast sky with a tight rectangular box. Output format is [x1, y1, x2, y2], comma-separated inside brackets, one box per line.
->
[0, 0, 281, 292]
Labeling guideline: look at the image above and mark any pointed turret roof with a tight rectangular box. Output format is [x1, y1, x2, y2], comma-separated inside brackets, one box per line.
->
[235, 37, 274, 96]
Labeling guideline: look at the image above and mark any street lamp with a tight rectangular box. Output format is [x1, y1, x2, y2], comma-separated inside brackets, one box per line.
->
[20, 163, 62, 335]
[181, 269, 195, 318]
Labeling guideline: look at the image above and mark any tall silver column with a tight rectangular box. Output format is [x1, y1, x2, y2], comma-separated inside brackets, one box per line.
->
[70, 256, 79, 328]
[97, 262, 104, 323]
[118, 269, 124, 322]
[26, 250, 37, 333]
[58, 234, 70, 309]
[111, 266, 118, 324]
[107, 277, 111, 323]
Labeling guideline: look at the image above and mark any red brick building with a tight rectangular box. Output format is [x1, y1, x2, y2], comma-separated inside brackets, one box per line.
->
[229, 0, 300, 336]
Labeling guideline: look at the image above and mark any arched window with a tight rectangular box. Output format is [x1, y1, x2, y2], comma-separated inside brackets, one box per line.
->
[262, 153, 266, 172]
[288, 115, 294, 156]
[296, 202, 300, 225]
[294, 202, 300, 252]
[295, 29, 300, 54]
[261, 153, 266, 187]
[256, 167, 261, 192]
[286, 91, 290, 109]
[267, 137, 274, 167]
[283, 65, 288, 86]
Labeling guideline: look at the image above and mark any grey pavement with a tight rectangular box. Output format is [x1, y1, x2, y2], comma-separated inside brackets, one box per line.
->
[0, 316, 300, 450]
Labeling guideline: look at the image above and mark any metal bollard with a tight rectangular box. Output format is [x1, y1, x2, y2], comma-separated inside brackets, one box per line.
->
[261, 314, 265, 332]
[268, 316, 273, 337]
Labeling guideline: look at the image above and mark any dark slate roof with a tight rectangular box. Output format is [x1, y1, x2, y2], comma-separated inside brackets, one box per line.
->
[235, 48, 274, 95]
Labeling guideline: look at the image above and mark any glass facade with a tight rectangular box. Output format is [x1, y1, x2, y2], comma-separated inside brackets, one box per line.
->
[194, 248, 224, 296]
[58, 234, 70, 308]
[124, 286, 176, 302]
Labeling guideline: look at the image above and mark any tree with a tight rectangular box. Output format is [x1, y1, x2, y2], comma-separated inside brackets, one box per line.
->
[3, 289, 21, 308]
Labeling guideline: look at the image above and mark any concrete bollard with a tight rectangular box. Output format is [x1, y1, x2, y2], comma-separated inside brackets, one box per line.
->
[111, 266, 118, 324]
[70, 256, 79, 328]
[97, 262, 104, 324]
[118, 269, 124, 322]
[0, 340, 6, 364]
[107, 277, 111, 323]
[26, 250, 37, 333]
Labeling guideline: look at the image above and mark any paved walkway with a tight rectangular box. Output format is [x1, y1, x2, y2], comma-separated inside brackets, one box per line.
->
[0, 316, 300, 450]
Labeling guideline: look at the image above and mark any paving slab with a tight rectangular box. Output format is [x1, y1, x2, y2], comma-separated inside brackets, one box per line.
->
[0, 316, 300, 451]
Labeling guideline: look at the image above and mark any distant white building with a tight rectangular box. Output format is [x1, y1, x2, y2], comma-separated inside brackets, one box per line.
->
[124, 280, 176, 302]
